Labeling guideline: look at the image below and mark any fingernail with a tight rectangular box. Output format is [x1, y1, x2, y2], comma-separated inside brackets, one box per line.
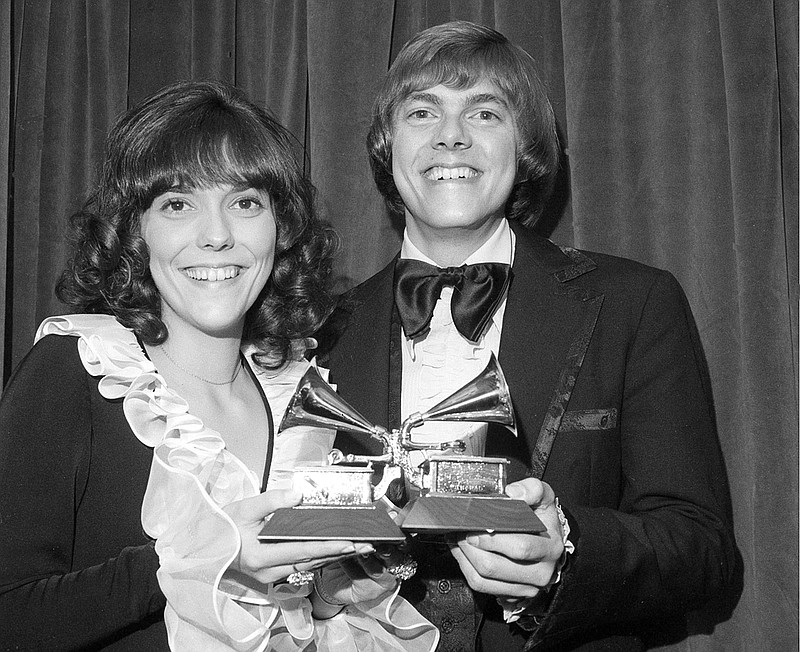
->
[466, 535, 480, 546]
[356, 544, 375, 555]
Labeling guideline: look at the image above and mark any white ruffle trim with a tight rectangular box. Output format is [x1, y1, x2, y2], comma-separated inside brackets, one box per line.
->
[36, 315, 438, 652]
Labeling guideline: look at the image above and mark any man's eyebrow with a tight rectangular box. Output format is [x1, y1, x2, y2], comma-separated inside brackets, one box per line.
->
[401, 91, 441, 106]
[465, 92, 509, 108]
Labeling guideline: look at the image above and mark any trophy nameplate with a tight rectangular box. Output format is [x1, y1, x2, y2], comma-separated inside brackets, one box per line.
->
[426, 456, 508, 495]
[397, 456, 547, 535]
[258, 466, 406, 543]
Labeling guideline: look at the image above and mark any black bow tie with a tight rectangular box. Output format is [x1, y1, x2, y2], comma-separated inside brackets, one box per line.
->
[394, 259, 512, 342]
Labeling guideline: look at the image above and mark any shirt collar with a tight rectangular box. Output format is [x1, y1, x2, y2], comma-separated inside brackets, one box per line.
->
[400, 218, 515, 267]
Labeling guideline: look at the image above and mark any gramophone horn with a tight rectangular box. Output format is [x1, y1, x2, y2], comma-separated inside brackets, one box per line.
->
[279, 366, 384, 438]
[411, 353, 514, 428]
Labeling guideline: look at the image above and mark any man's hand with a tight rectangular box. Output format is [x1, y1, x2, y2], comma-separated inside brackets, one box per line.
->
[449, 478, 565, 598]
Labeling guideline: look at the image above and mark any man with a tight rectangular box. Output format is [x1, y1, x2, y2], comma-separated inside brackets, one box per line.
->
[320, 21, 735, 651]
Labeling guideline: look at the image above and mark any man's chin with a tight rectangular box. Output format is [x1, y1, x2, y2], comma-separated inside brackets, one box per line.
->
[409, 209, 504, 233]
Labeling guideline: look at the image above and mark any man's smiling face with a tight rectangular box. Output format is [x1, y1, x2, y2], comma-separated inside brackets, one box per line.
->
[391, 79, 518, 250]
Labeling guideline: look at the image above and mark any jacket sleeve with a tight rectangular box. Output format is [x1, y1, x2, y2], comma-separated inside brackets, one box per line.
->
[527, 270, 736, 648]
[0, 335, 165, 650]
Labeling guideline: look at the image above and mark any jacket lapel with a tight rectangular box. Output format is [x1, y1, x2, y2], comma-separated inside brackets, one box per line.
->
[497, 223, 604, 479]
[328, 258, 397, 455]
[331, 225, 603, 478]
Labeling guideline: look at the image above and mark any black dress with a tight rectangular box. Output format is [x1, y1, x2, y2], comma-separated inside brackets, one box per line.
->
[0, 334, 167, 650]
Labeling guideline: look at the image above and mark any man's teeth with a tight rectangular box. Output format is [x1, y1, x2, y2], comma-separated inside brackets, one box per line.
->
[183, 266, 240, 281]
[425, 166, 479, 180]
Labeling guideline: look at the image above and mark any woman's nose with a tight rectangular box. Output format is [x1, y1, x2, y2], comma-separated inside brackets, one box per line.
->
[433, 114, 471, 150]
[198, 207, 234, 250]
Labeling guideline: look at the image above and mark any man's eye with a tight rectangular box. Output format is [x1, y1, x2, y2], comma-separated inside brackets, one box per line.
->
[476, 110, 499, 121]
[409, 109, 433, 119]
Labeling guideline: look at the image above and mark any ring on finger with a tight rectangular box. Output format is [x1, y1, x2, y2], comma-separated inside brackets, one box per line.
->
[387, 555, 418, 581]
[287, 569, 314, 586]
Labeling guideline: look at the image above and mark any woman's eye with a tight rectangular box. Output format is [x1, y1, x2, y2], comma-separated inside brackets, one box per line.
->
[233, 197, 264, 211]
[409, 109, 433, 120]
[164, 199, 186, 212]
[476, 110, 499, 121]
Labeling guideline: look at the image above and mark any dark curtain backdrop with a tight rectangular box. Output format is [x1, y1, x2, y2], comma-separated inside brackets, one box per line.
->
[2, 1, 797, 649]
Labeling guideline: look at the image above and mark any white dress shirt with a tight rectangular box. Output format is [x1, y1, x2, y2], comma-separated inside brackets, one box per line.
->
[399, 219, 515, 465]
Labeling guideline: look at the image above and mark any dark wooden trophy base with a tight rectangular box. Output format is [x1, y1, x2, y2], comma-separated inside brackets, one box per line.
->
[397, 495, 546, 534]
[258, 504, 406, 543]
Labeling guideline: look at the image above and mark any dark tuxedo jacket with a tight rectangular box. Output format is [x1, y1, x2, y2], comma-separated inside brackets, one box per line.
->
[321, 221, 735, 651]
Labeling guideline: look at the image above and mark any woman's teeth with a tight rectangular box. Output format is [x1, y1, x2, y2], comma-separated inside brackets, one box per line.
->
[183, 266, 240, 281]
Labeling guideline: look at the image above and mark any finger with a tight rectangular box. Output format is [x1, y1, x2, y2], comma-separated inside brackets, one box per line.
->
[228, 489, 303, 523]
[450, 545, 544, 599]
[335, 551, 398, 586]
[257, 547, 375, 585]
[353, 554, 401, 591]
[457, 531, 551, 560]
[453, 538, 557, 586]
[504, 478, 553, 507]
[373, 543, 408, 569]
[356, 553, 394, 579]
[254, 540, 373, 572]
[333, 555, 381, 584]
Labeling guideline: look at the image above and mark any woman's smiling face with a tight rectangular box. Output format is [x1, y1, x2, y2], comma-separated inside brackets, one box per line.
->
[140, 183, 277, 339]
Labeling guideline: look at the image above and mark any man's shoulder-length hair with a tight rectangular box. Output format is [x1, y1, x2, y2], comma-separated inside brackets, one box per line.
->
[367, 20, 561, 227]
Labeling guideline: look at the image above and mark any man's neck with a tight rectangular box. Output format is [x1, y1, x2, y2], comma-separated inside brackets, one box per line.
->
[404, 217, 504, 266]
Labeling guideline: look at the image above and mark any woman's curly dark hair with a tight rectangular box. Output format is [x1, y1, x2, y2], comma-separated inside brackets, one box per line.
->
[56, 80, 338, 369]
[367, 21, 561, 227]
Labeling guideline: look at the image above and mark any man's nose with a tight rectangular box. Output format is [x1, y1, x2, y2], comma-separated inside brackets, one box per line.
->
[197, 207, 234, 250]
[433, 114, 471, 150]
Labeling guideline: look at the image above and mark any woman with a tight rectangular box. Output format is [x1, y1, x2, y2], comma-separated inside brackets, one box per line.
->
[0, 81, 436, 651]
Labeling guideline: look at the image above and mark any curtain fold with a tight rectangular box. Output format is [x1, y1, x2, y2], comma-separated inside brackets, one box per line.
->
[0, 0, 11, 383]
[235, 0, 309, 149]
[10, 0, 130, 379]
[306, 0, 398, 290]
[129, 0, 236, 105]
[3, 1, 797, 649]
[715, 5, 797, 647]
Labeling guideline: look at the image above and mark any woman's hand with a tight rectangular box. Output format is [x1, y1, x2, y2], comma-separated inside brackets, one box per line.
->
[223, 489, 374, 587]
[311, 546, 405, 618]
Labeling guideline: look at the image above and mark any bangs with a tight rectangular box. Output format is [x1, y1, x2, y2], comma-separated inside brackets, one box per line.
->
[119, 105, 297, 210]
[390, 43, 524, 114]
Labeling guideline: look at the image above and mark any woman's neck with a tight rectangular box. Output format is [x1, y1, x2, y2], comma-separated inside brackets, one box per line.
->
[151, 320, 244, 387]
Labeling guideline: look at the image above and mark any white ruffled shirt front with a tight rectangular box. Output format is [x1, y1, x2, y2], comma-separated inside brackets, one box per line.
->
[400, 219, 514, 466]
[36, 315, 438, 652]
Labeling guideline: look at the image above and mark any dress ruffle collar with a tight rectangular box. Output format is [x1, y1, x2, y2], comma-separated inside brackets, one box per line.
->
[36, 315, 438, 651]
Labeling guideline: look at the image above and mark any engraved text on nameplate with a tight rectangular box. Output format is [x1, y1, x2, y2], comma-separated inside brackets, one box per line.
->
[429, 457, 508, 495]
[291, 467, 374, 506]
